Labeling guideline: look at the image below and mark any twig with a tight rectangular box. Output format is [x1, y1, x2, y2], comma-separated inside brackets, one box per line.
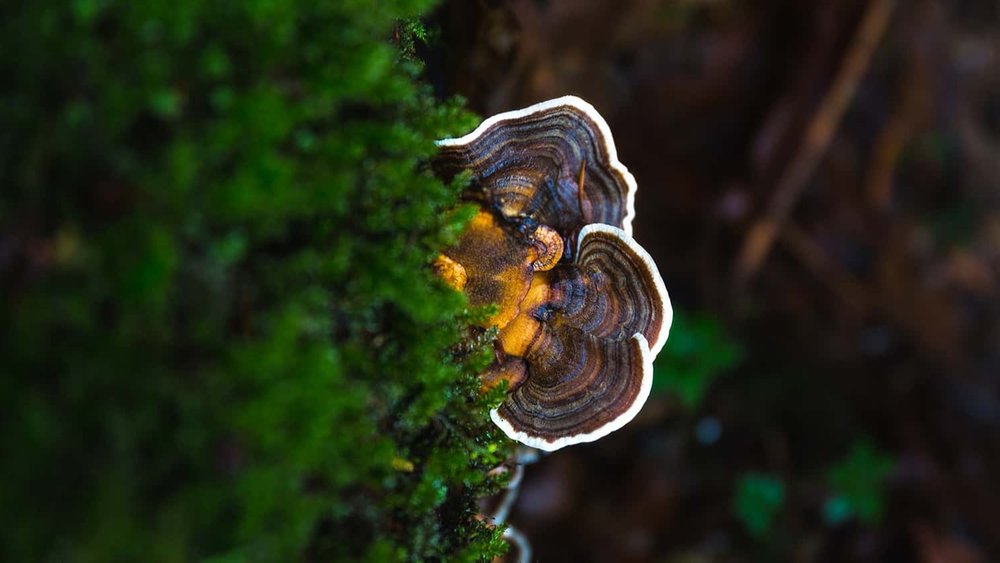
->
[502, 525, 533, 563]
[491, 464, 524, 526]
[866, 2, 933, 209]
[481, 446, 539, 562]
[778, 223, 960, 371]
[734, 0, 896, 288]
[779, 223, 873, 314]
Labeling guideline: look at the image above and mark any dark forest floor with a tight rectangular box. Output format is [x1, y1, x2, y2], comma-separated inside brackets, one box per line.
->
[426, 1, 1000, 561]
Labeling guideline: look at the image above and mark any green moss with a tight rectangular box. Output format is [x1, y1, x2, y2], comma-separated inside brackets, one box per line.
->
[824, 438, 896, 526]
[653, 310, 743, 408]
[0, 0, 510, 560]
[733, 473, 785, 538]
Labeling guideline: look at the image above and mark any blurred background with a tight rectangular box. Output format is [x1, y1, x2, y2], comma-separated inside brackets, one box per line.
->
[425, 0, 1000, 561]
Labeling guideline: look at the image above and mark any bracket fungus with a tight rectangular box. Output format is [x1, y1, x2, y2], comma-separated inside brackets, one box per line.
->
[435, 95, 639, 243]
[436, 96, 672, 451]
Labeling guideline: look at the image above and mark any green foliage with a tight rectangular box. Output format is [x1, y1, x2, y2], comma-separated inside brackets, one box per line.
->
[823, 439, 896, 526]
[653, 310, 743, 408]
[0, 0, 509, 561]
[733, 473, 785, 538]
[395, 18, 435, 61]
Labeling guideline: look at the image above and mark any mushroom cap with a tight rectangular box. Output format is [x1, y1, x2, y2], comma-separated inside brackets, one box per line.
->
[435, 96, 638, 238]
[566, 223, 671, 357]
[491, 333, 654, 452]
[490, 224, 672, 451]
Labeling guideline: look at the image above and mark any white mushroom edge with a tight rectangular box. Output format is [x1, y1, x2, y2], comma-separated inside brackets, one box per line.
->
[435, 95, 639, 236]
[490, 224, 672, 452]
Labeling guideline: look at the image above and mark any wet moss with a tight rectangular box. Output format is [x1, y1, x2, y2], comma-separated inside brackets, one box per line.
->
[0, 1, 509, 560]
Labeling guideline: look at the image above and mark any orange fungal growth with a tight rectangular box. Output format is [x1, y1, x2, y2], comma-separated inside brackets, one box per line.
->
[439, 210, 535, 330]
[433, 254, 467, 291]
[527, 224, 564, 272]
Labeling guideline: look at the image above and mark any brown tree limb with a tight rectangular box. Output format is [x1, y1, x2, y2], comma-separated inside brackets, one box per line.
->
[734, 0, 896, 289]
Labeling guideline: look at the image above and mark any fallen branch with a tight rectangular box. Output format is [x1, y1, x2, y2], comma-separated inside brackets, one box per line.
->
[734, 0, 896, 289]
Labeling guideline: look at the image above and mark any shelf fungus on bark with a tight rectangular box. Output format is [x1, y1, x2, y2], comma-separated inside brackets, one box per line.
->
[434, 95, 639, 243]
[435, 97, 671, 451]
[485, 224, 671, 451]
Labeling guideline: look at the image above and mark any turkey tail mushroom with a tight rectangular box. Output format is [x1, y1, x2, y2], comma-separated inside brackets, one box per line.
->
[490, 225, 671, 451]
[491, 332, 654, 452]
[435, 96, 638, 240]
[434, 97, 671, 450]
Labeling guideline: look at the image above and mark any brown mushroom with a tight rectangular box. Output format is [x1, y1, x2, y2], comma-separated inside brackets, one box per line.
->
[488, 224, 672, 451]
[435, 96, 638, 244]
[435, 97, 670, 450]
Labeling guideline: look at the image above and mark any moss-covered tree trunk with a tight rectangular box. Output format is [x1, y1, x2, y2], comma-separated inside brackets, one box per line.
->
[0, 1, 509, 560]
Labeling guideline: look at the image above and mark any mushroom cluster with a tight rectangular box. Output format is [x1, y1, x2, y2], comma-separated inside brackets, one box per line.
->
[435, 96, 672, 452]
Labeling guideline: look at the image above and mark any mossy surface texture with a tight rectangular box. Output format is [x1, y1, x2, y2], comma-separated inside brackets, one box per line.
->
[0, 0, 510, 560]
